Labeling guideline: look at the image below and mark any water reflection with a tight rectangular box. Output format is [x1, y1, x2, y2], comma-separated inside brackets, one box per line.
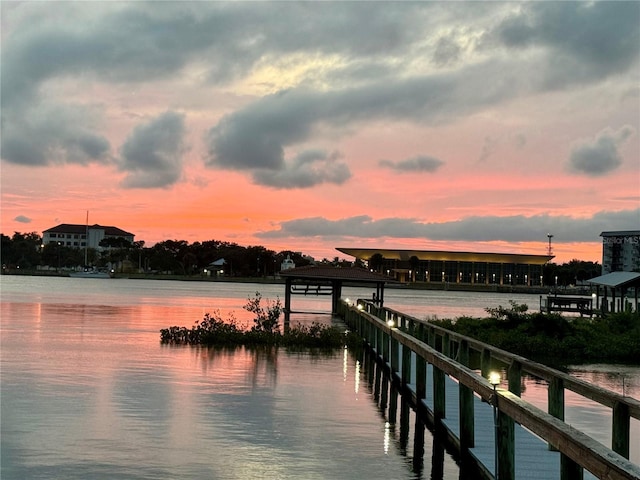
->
[2, 276, 637, 478]
[357, 347, 462, 479]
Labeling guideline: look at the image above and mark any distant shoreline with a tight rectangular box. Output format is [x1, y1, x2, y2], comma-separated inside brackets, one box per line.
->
[2, 270, 589, 296]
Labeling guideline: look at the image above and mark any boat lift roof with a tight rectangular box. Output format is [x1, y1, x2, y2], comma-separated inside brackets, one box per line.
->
[586, 271, 640, 289]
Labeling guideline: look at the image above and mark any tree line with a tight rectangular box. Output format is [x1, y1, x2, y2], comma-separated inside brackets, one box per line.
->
[2, 231, 601, 283]
[1, 231, 320, 276]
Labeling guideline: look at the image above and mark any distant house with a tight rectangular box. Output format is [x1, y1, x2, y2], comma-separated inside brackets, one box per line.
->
[280, 255, 295, 271]
[206, 258, 226, 276]
[601, 230, 640, 274]
[42, 224, 135, 250]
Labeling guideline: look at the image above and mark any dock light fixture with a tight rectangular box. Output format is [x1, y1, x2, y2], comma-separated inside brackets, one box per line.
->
[357, 304, 364, 311]
[387, 319, 395, 328]
[488, 370, 501, 479]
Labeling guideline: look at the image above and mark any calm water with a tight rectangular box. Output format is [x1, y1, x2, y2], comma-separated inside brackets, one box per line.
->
[1, 276, 638, 479]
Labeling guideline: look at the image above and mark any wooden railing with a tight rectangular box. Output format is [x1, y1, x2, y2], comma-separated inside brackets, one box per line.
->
[339, 299, 640, 480]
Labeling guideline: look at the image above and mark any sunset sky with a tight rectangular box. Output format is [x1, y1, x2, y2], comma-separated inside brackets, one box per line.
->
[1, 1, 638, 263]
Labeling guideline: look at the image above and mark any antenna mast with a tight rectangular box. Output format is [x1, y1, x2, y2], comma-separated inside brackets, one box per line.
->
[547, 233, 553, 257]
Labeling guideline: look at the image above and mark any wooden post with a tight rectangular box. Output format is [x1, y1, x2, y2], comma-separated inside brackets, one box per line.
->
[497, 408, 515, 480]
[402, 342, 412, 386]
[481, 348, 491, 380]
[612, 401, 630, 459]
[400, 396, 410, 451]
[382, 329, 390, 364]
[561, 456, 583, 480]
[433, 331, 446, 422]
[548, 377, 564, 451]
[284, 277, 292, 327]
[413, 416, 425, 472]
[380, 371, 389, 410]
[443, 332, 450, 357]
[416, 324, 427, 403]
[508, 360, 522, 397]
[389, 381, 398, 425]
[495, 360, 520, 480]
[390, 330, 399, 375]
[459, 340, 474, 450]
[331, 280, 341, 314]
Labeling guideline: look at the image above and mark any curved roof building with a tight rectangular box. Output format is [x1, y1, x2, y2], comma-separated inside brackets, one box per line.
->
[336, 247, 553, 286]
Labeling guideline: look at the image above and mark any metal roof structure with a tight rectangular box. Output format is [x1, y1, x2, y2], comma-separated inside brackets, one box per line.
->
[586, 272, 640, 289]
[336, 247, 553, 265]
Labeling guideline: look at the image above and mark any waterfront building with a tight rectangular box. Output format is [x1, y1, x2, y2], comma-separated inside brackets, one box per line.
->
[280, 255, 296, 271]
[336, 247, 553, 286]
[42, 224, 135, 250]
[600, 231, 640, 274]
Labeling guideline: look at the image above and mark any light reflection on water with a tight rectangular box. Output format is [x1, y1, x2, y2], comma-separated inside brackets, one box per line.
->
[1, 276, 638, 478]
[2, 277, 458, 479]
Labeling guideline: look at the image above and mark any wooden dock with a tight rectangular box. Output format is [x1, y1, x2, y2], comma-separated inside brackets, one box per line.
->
[541, 294, 594, 316]
[419, 365, 568, 480]
[340, 300, 640, 480]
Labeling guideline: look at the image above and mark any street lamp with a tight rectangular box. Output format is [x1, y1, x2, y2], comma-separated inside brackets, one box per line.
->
[488, 371, 501, 479]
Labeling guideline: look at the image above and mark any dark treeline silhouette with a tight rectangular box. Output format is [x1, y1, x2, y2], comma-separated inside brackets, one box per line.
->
[1, 231, 601, 282]
[543, 259, 602, 287]
[0, 231, 323, 276]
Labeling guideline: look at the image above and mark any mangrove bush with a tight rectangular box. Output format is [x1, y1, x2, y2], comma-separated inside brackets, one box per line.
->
[431, 302, 640, 364]
[160, 291, 360, 349]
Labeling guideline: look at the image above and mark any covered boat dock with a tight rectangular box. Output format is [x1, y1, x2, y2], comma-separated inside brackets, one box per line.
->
[278, 265, 393, 324]
[587, 271, 640, 314]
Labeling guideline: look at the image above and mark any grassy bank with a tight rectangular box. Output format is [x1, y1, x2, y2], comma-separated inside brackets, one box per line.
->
[430, 302, 640, 364]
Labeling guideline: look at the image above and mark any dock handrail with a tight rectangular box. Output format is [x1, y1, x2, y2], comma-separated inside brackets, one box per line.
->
[346, 299, 640, 480]
[362, 300, 640, 419]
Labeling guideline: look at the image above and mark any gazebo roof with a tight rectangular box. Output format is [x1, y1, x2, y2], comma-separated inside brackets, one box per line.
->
[586, 272, 640, 289]
[279, 265, 394, 284]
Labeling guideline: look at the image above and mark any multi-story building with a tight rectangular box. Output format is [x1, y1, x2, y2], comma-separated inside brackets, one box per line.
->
[600, 230, 640, 274]
[42, 224, 135, 250]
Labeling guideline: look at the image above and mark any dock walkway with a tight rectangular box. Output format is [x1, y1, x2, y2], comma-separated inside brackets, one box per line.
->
[404, 363, 596, 480]
[342, 300, 640, 480]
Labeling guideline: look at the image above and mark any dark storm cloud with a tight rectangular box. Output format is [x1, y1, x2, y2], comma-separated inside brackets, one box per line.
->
[258, 208, 640, 244]
[568, 126, 634, 176]
[253, 149, 351, 189]
[1, 2, 427, 170]
[205, 61, 523, 176]
[0, 103, 111, 166]
[379, 155, 444, 173]
[2, 1, 637, 187]
[118, 112, 186, 189]
[204, 1, 639, 186]
[488, 2, 640, 87]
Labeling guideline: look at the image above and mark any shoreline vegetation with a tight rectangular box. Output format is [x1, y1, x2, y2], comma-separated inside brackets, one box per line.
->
[161, 291, 639, 365]
[431, 301, 640, 365]
[160, 292, 361, 349]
